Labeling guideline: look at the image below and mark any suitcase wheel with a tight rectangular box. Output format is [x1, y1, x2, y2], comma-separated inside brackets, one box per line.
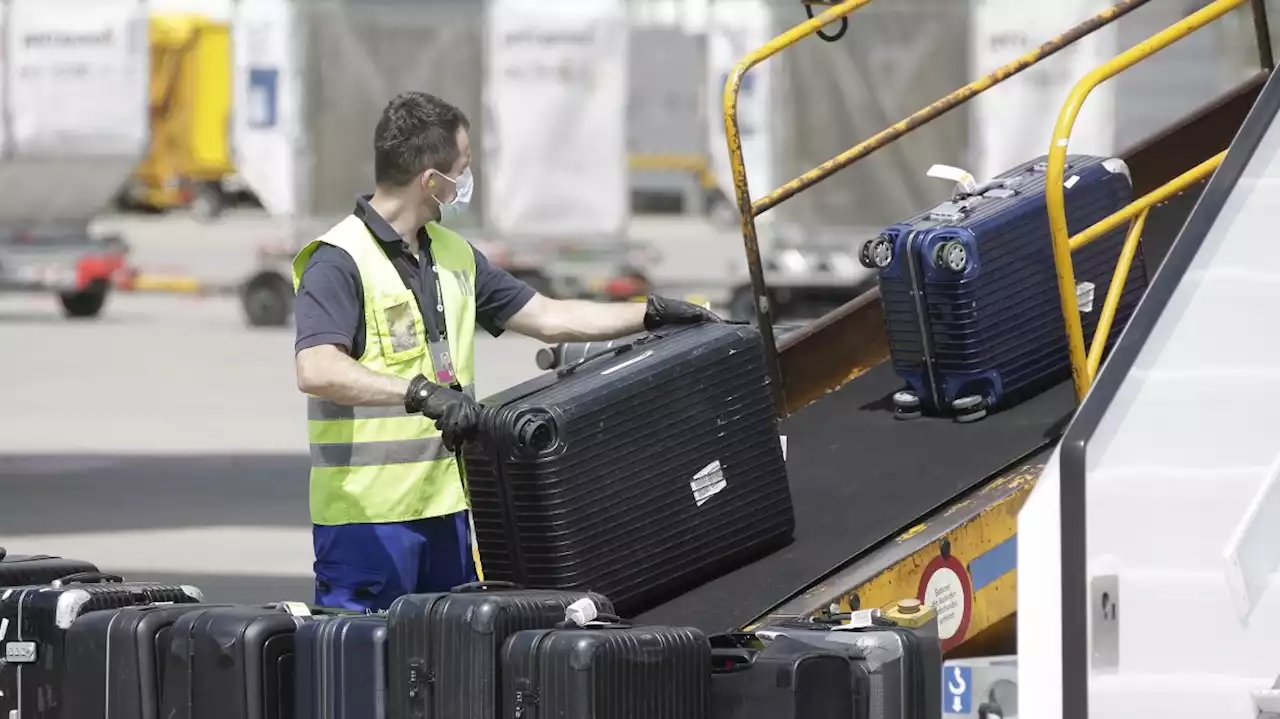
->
[952, 394, 988, 423]
[860, 235, 893, 269]
[933, 240, 968, 272]
[893, 390, 921, 420]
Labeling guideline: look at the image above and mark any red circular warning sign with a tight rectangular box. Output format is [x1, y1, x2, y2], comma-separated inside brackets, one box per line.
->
[917, 553, 973, 652]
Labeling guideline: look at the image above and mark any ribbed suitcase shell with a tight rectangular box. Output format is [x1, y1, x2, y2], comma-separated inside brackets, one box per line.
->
[877, 154, 1147, 411]
[709, 633, 866, 719]
[62, 604, 233, 719]
[502, 624, 711, 719]
[160, 605, 324, 719]
[0, 549, 97, 588]
[464, 323, 793, 614]
[294, 614, 388, 719]
[755, 622, 942, 719]
[387, 583, 613, 719]
[0, 580, 204, 719]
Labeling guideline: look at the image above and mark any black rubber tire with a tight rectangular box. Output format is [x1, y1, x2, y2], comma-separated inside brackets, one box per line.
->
[242, 272, 293, 327]
[190, 183, 226, 222]
[58, 280, 110, 319]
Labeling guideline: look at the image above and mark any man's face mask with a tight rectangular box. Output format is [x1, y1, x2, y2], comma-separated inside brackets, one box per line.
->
[432, 167, 473, 222]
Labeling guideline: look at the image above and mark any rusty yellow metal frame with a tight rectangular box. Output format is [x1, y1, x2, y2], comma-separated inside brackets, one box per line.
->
[722, 0, 1158, 414]
[1045, 0, 1248, 402]
[746, 457, 1046, 656]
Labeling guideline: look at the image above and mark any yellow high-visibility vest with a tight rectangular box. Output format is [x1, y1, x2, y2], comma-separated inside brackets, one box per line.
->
[292, 216, 477, 526]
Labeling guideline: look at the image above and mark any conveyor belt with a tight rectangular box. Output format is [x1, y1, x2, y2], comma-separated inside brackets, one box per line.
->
[635, 362, 1075, 632]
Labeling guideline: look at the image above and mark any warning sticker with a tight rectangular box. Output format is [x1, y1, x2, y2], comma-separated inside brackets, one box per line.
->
[690, 460, 727, 507]
[918, 553, 974, 652]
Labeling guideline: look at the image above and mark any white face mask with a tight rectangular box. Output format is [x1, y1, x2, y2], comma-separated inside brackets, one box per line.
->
[436, 167, 473, 222]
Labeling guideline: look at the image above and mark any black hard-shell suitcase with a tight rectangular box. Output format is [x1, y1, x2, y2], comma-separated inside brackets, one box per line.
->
[294, 614, 388, 719]
[0, 547, 97, 588]
[864, 154, 1146, 420]
[0, 574, 204, 719]
[464, 323, 793, 614]
[502, 621, 712, 719]
[160, 603, 332, 719]
[62, 603, 235, 719]
[755, 619, 943, 719]
[709, 632, 868, 719]
[387, 581, 613, 719]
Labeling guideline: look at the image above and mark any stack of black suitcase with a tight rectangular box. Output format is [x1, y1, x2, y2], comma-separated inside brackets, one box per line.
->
[0, 552, 944, 719]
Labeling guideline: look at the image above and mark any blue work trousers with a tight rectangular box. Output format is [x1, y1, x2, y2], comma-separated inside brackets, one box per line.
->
[312, 510, 479, 612]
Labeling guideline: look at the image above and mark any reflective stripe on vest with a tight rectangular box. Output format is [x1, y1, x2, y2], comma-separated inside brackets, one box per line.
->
[292, 216, 477, 526]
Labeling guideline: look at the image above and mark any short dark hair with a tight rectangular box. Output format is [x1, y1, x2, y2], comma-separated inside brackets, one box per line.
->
[373, 92, 470, 188]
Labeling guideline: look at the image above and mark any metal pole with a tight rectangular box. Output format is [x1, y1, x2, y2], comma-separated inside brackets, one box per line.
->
[1250, 0, 1275, 71]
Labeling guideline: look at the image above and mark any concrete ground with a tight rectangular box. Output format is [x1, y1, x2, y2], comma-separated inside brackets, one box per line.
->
[0, 210, 744, 602]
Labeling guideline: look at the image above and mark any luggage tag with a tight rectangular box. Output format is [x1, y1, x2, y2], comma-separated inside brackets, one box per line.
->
[926, 164, 979, 195]
[428, 339, 458, 387]
[279, 601, 312, 618]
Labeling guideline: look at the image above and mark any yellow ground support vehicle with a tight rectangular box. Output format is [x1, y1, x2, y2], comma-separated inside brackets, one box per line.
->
[117, 13, 240, 221]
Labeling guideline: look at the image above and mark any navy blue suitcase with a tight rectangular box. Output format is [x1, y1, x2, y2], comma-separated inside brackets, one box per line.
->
[295, 614, 388, 719]
[860, 154, 1148, 421]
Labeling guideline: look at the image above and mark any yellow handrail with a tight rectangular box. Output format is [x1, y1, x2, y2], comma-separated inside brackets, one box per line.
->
[1046, 0, 1247, 403]
[1075, 152, 1225, 380]
[1069, 152, 1226, 253]
[723, 0, 1158, 412]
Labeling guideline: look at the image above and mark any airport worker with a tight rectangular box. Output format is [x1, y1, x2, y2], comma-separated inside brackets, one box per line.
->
[290, 91, 721, 611]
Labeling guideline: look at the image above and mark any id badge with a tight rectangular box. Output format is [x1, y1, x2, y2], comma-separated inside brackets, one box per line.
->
[429, 339, 457, 386]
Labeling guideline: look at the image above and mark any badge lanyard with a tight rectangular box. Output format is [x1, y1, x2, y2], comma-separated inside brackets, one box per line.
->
[419, 245, 459, 388]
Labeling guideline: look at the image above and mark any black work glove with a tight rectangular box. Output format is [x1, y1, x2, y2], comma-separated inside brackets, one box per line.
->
[405, 375, 480, 452]
[643, 294, 723, 331]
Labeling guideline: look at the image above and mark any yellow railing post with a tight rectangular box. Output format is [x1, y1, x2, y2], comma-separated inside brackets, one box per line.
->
[723, 0, 875, 413]
[1045, 0, 1247, 402]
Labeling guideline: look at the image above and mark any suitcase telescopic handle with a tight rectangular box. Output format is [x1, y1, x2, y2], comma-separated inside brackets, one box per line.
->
[52, 571, 124, 586]
[555, 343, 634, 377]
[451, 580, 522, 593]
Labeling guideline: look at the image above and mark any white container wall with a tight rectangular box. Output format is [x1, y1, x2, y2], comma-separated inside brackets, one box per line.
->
[0, 0, 150, 229]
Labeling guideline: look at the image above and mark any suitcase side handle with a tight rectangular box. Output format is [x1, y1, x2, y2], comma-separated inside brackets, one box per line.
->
[451, 580, 522, 593]
[52, 571, 124, 586]
[555, 343, 634, 377]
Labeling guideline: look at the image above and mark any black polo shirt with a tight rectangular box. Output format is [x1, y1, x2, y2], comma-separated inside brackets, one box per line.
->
[294, 196, 536, 357]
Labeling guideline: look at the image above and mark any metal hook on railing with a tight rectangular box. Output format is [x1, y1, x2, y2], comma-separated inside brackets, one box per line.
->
[803, 1, 848, 41]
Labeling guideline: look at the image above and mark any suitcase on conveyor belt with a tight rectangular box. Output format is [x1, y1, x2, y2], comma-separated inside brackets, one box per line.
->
[464, 322, 794, 615]
[502, 621, 712, 719]
[61, 603, 236, 719]
[709, 632, 869, 719]
[861, 154, 1148, 422]
[159, 602, 335, 719]
[0, 574, 204, 719]
[754, 617, 943, 719]
[0, 547, 97, 588]
[387, 581, 613, 719]
[294, 614, 388, 719]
